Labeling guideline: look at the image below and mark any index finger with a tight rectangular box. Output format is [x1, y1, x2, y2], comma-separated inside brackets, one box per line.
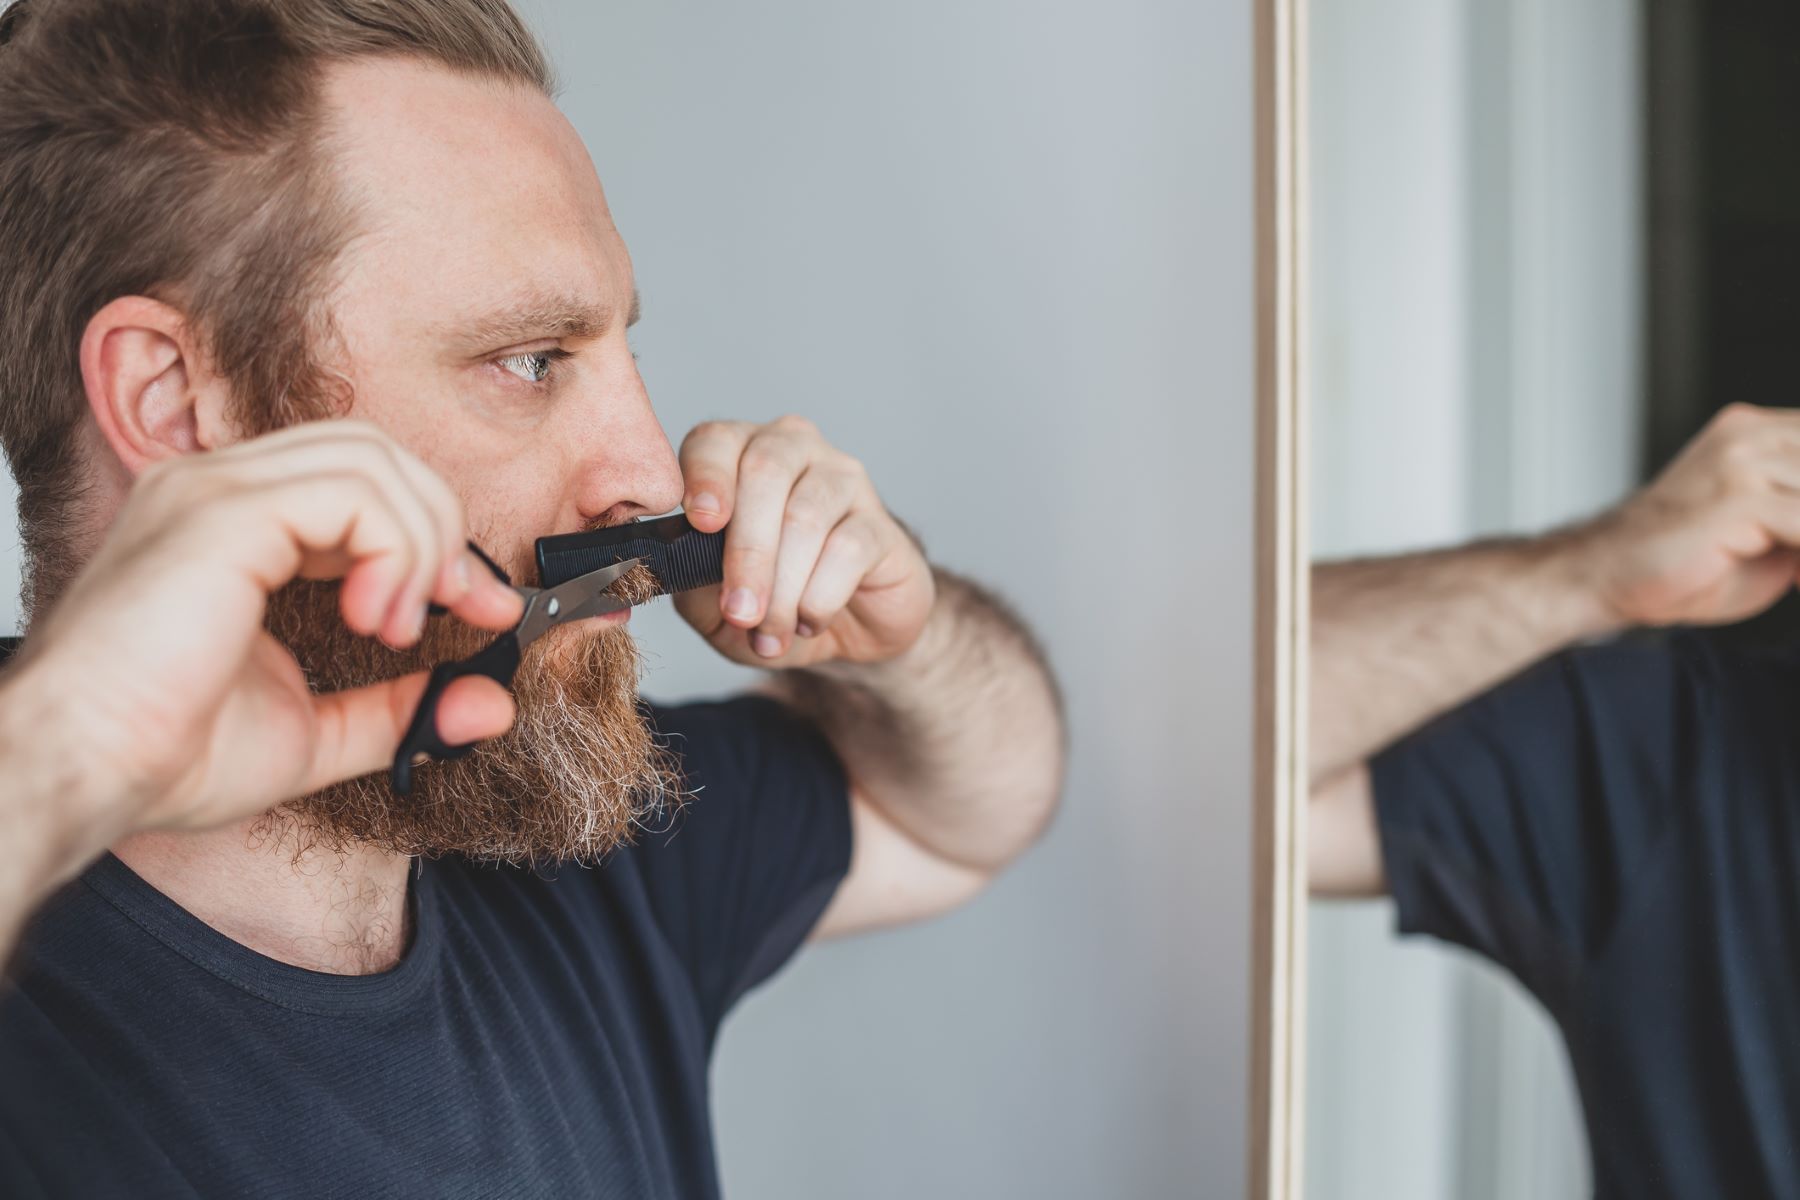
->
[679, 421, 753, 532]
[433, 548, 525, 632]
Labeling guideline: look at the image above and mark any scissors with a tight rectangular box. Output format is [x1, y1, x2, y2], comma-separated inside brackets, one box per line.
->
[390, 513, 725, 795]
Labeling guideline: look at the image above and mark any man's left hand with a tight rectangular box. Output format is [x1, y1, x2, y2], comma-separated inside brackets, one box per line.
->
[675, 416, 934, 668]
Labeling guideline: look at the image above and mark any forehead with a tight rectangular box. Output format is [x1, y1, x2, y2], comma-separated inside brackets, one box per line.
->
[319, 57, 629, 338]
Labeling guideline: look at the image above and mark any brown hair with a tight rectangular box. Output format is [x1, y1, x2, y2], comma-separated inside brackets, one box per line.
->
[0, 0, 551, 616]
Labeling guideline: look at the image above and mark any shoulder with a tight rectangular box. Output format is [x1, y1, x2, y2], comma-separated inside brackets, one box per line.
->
[644, 692, 830, 752]
[643, 694, 847, 796]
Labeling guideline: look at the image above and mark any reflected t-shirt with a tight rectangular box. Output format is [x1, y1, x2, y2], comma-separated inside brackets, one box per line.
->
[1373, 631, 1800, 1199]
[0, 693, 852, 1199]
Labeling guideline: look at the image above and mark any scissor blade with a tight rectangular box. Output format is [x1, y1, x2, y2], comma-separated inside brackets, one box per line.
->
[517, 557, 643, 646]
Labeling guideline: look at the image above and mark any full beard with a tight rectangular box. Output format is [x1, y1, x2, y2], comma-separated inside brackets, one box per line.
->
[258, 561, 681, 865]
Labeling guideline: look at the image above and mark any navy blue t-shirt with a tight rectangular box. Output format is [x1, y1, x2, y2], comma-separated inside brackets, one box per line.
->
[0, 695, 852, 1199]
[1373, 632, 1800, 1198]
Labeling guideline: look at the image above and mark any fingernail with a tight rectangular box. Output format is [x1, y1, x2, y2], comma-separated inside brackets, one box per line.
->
[725, 587, 758, 622]
[796, 621, 816, 638]
[403, 604, 426, 644]
[691, 492, 721, 516]
[451, 554, 472, 596]
[752, 633, 782, 658]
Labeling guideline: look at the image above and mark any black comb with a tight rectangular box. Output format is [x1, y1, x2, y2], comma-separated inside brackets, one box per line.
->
[536, 513, 725, 594]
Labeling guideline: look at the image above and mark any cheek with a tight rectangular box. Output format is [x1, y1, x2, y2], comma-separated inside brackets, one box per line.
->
[339, 357, 479, 471]
[458, 471, 570, 578]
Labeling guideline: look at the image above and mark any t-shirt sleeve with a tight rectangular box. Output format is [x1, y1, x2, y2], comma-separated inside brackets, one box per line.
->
[633, 695, 853, 1035]
[1370, 634, 1707, 1009]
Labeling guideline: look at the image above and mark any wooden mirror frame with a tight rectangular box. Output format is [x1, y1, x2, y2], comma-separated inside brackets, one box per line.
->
[1250, 0, 1307, 1194]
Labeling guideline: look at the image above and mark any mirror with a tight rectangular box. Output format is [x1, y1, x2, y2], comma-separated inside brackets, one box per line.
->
[0, 0, 1300, 1197]
[1304, 1, 1800, 1197]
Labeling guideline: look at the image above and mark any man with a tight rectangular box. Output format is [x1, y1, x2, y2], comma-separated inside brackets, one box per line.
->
[1313, 402, 1800, 1197]
[0, 2, 1064, 1196]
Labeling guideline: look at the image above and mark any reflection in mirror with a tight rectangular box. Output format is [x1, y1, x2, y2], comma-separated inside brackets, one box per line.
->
[1305, 1, 1800, 1197]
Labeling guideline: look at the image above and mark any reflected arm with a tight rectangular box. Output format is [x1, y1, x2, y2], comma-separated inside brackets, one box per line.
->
[1309, 404, 1800, 894]
[1309, 536, 1619, 896]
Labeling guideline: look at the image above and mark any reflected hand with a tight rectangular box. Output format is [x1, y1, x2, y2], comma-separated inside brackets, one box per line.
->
[1580, 403, 1800, 628]
[672, 415, 935, 668]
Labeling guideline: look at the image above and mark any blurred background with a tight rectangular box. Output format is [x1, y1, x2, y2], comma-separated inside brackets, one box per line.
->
[0, 0, 1265, 1196]
[1306, 1, 1799, 1197]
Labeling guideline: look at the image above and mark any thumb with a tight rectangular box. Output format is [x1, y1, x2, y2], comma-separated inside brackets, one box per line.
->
[303, 672, 517, 794]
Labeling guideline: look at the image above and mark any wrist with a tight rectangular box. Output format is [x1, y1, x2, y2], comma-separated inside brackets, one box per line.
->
[814, 569, 952, 684]
[0, 655, 140, 902]
[1528, 523, 1631, 644]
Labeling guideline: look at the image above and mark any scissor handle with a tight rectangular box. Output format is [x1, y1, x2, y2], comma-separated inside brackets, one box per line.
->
[390, 631, 522, 795]
[392, 541, 518, 796]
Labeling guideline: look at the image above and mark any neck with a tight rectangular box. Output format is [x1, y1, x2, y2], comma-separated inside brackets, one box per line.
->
[113, 821, 414, 975]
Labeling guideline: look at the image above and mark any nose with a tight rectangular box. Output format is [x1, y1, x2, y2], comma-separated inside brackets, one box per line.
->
[563, 361, 684, 529]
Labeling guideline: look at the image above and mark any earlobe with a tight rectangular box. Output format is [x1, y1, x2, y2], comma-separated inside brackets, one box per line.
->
[80, 296, 221, 476]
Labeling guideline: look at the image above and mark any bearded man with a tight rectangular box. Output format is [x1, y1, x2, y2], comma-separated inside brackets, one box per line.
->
[0, 2, 1065, 1197]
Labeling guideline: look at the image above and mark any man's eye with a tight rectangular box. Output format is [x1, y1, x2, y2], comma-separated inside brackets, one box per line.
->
[496, 350, 558, 384]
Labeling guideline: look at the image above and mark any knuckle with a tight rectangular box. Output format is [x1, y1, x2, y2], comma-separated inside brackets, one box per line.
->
[333, 437, 390, 484]
[683, 419, 737, 448]
[773, 413, 817, 437]
[782, 504, 829, 539]
[1719, 436, 1763, 476]
[338, 469, 387, 509]
[739, 442, 787, 476]
[173, 471, 235, 515]
[831, 526, 868, 561]
[1712, 404, 1767, 444]
[726, 540, 771, 569]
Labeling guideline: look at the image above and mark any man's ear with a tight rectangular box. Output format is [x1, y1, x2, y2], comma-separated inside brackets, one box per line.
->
[79, 296, 235, 476]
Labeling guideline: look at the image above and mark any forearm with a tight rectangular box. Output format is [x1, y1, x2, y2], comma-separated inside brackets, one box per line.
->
[0, 660, 135, 965]
[772, 568, 1065, 872]
[1311, 529, 1617, 782]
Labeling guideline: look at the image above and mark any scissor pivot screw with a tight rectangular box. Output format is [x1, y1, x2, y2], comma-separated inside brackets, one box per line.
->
[546, 597, 560, 616]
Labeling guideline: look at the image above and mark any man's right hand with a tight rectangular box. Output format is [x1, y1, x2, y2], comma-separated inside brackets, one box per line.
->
[6, 420, 523, 841]
[1576, 403, 1800, 630]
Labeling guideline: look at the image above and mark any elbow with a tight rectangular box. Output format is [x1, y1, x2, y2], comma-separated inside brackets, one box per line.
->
[956, 722, 1068, 879]
[1307, 763, 1389, 899]
[979, 737, 1067, 877]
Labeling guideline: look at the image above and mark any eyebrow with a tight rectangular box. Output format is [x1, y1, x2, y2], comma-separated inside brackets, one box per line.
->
[455, 288, 641, 352]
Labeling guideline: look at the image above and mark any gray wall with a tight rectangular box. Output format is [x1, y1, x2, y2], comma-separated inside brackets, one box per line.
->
[4, 2, 1259, 1194]
[514, 3, 1256, 1195]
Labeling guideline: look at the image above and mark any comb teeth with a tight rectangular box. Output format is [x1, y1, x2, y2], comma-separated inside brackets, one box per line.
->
[647, 532, 726, 594]
[536, 513, 726, 596]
